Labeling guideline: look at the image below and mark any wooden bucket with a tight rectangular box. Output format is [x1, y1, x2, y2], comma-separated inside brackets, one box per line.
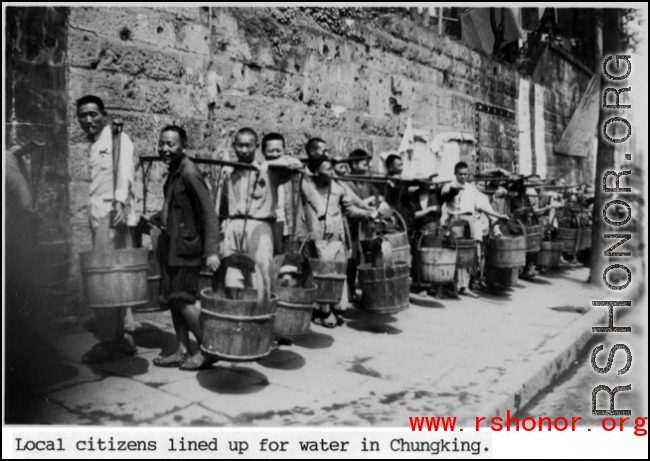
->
[455, 238, 475, 269]
[308, 258, 348, 305]
[271, 253, 317, 339]
[417, 233, 457, 284]
[383, 231, 411, 265]
[486, 220, 526, 269]
[360, 210, 411, 265]
[525, 224, 542, 253]
[556, 209, 580, 254]
[273, 284, 317, 338]
[513, 207, 542, 253]
[134, 250, 168, 312]
[358, 261, 410, 315]
[557, 227, 579, 253]
[80, 248, 149, 309]
[537, 241, 563, 267]
[200, 290, 277, 362]
[501, 267, 520, 286]
[199, 253, 274, 362]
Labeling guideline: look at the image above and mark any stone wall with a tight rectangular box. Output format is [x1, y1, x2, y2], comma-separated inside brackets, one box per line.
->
[6, 7, 69, 237]
[5, 7, 71, 313]
[532, 45, 595, 182]
[207, 7, 591, 178]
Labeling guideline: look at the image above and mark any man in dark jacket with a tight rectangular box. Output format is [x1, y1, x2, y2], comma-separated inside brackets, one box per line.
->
[150, 126, 220, 371]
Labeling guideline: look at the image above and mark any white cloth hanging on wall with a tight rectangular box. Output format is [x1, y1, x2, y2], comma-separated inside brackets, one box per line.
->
[534, 83, 547, 179]
[518, 78, 533, 176]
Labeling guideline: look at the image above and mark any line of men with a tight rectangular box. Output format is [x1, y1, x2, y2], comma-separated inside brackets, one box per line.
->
[77, 95, 382, 368]
[79, 94, 573, 370]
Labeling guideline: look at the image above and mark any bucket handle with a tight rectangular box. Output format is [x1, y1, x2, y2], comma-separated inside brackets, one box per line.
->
[417, 227, 456, 251]
[446, 217, 472, 239]
[512, 207, 540, 226]
[392, 208, 408, 233]
[489, 218, 527, 241]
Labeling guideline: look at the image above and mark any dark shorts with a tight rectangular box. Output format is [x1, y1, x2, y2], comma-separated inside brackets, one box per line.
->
[156, 232, 200, 305]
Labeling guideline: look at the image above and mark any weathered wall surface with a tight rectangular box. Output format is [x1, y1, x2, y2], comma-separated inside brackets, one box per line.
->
[5, 7, 72, 313]
[6, 7, 70, 240]
[532, 45, 595, 182]
[207, 7, 591, 177]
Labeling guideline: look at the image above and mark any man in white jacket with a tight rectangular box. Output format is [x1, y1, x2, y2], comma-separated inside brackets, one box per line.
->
[77, 95, 138, 363]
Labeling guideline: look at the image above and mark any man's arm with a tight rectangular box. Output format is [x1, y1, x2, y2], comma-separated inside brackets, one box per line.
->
[340, 185, 374, 220]
[335, 179, 371, 209]
[440, 183, 461, 203]
[267, 156, 303, 186]
[476, 190, 508, 220]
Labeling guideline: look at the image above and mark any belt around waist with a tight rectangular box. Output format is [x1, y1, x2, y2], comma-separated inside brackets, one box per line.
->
[229, 216, 276, 223]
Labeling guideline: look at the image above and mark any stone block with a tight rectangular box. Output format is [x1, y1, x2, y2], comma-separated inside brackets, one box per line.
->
[68, 143, 90, 182]
[211, 9, 252, 62]
[95, 39, 183, 82]
[68, 29, 100, 68]
[49, 376, 191, 423]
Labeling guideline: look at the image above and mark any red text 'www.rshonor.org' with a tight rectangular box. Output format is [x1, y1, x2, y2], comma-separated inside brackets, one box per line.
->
[409, 412, 648, 435]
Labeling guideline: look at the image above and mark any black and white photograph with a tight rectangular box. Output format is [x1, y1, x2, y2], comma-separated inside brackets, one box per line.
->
[3, 4, 647, 455]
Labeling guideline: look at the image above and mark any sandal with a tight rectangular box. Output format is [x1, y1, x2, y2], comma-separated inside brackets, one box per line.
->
[152, 352, 188, 368]
[321, 312, 338, 329]
[179, 353, 216, 371]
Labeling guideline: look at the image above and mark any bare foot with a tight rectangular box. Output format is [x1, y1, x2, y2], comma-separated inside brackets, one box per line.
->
[153, 350, 189, 368]
[180, 352, 216, 371]
[459, 287, 479, 298]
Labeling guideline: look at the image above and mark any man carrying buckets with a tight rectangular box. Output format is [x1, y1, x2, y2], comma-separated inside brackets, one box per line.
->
[441, 162, 507, 299]
[305, 156, 378, 327]
[217, 128, 304, 293]
[148, 126, 221, 371]
[77, 95, 139, 364]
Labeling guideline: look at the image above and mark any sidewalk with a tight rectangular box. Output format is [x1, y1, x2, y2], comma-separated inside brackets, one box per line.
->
[14, 266, 606, 426]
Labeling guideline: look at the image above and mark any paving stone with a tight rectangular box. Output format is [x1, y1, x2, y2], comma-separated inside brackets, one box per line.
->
[200, 384, 319, 423]
[47, 377, 191, 423]
[148, 404, 231, 426]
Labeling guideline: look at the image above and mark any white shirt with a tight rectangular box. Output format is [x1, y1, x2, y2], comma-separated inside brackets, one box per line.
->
[441, 180, 484, 240]
[88, 124, 136, 227]
[276, 184, 289, 236]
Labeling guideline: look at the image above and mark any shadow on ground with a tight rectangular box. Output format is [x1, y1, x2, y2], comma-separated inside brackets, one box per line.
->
[257, 348, 306, 370]
[345, 309, 402, 335]
[292, 330, 334, 349]
[197, 367, 269, 394]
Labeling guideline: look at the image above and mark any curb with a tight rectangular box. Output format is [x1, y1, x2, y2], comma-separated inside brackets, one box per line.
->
[473, 307, 606, 423]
